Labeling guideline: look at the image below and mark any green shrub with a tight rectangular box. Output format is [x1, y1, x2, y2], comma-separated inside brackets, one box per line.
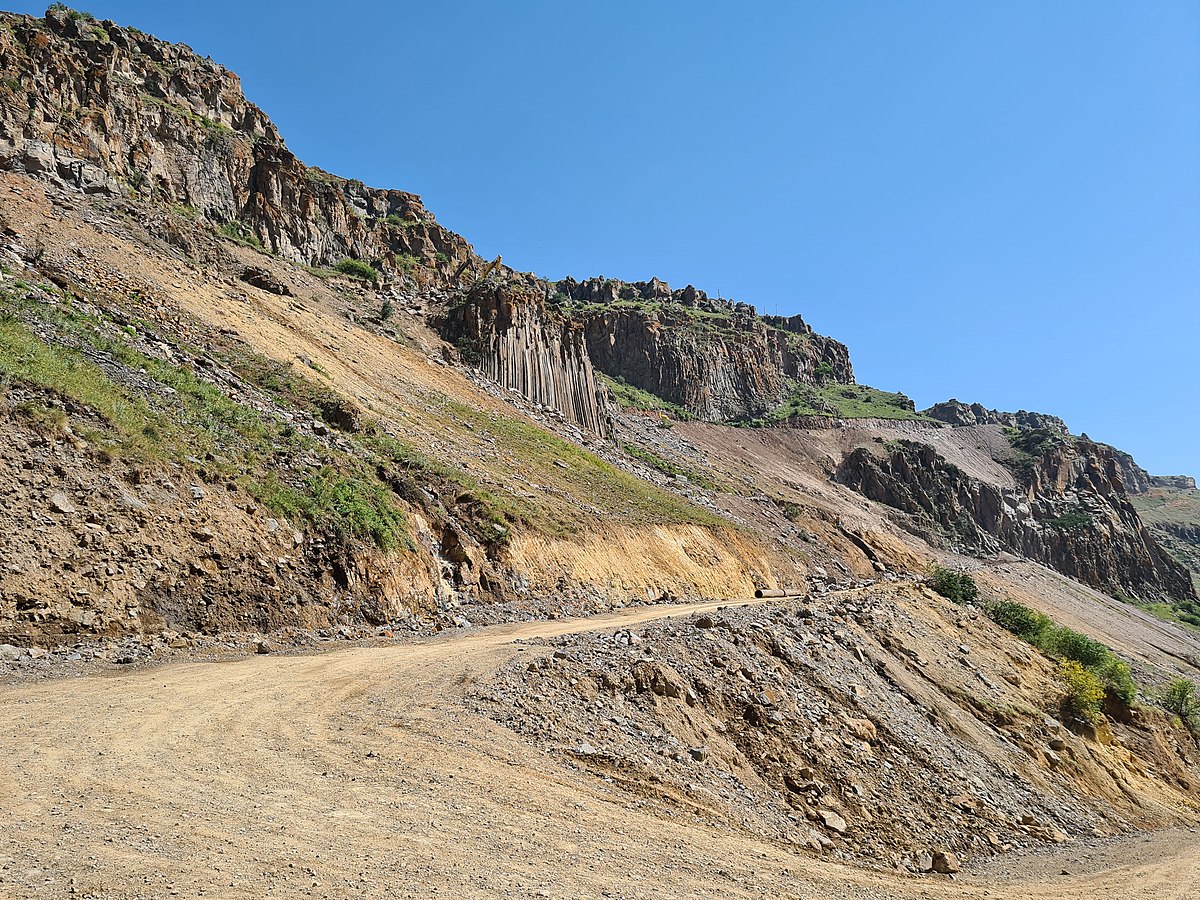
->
[986, 598, 1138, 708]
[1161, 677, 1200, 731]
[1096, 657, 1137, 705]
[927, 564, 979, 604]
[335, 258, 379, 282]
[1058, 659, 1106, 724]
[986, 599, 1053, 641]
[379, 299, 394, 322]
[1042, 626, 1110, 669]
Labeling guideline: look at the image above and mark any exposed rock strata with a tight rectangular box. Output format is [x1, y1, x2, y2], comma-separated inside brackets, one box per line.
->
[0, 9, 472, 274]
[923, 400, 1068, 434]
[560, 276, 854, 422]
[442, 278, 611, 434]
[837, 438, 1196, 603]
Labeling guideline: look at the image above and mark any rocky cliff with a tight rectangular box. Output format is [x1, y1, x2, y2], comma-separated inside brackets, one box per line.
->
[441, 276, 611, 434]
[0, 8, 473, 274]
[0, 4, 1193, 634]
[0, 8, 861, 431]
[837, 436, 1196, 603]
[554, 277, 853, 422]
[923, 399, 1068, 434]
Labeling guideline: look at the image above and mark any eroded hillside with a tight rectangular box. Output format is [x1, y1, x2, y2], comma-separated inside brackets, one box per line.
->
[1, 7, 1199, 896]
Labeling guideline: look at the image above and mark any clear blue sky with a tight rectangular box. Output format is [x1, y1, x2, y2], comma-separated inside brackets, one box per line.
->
[14, 1, 1200, 475]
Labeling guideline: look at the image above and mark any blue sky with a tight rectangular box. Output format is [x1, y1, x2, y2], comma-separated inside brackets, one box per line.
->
[16, 1, 1200, 475]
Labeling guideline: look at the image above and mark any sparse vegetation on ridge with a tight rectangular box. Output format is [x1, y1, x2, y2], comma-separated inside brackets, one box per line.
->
[621, 443, 724, 492]
[747, 381, 927, 425]
[0, 285, 411, 552]
[601, 374, 693, 420]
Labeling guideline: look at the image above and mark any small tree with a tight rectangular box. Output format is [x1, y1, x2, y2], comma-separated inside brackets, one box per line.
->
[379, 299, 394, 322]
[1161, 677, 1200, 732]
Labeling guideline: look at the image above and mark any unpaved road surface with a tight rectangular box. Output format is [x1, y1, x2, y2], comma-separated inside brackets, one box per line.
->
[3, 599, 1198, 899]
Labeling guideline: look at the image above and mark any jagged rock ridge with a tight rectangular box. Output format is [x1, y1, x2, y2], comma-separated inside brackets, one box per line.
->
[552, 276, 853, 422]
[837, 437, 1196, 603]
[0, 8, 473, 274]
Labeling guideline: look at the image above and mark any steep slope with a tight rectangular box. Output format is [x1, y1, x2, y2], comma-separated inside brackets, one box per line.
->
[835, 430, 1195, 604]
[0, 8, 1199, 896]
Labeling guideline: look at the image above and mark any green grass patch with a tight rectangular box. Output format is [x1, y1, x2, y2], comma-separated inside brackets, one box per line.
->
[601, 374, 693, 420]
[1111, 590, 1200, 633]
[622, 443, 723, 491]
[382, 214, 419, 228]
[0, 288, 409, 552]
[436, 399, 728, 537]
[249, 469, 409, 552]
[748, 381, 926, 425]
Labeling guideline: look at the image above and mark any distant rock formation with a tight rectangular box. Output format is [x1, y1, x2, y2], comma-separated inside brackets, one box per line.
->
[836, 437, 1196, 603]
[555, 277, 854, 422]
[1152, 475, 1197, 491]
[922, 400, 1068, 434]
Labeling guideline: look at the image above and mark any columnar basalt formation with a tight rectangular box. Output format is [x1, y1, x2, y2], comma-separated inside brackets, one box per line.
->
[443, 279, 610, 434]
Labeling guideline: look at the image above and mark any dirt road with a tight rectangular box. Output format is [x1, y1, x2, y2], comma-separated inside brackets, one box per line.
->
[2, 598, 1198, 899]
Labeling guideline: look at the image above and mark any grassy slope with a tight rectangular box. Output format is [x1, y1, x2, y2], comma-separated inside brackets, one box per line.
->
[757, 381, 929, 424]
[0, 276, 727, 557]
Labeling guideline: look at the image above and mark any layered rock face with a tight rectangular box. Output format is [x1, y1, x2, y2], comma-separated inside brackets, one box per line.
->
[0, 9, 472, 273]
[442, 278, 611, 434]
[556, 276, 854, 421]
[837, 437, 1196, 603]
[923, 400, 1068, 434]
[1152, 475, 1197, 491]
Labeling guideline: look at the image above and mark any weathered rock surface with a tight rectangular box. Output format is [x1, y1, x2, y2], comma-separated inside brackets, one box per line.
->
[836, 438, 1196, 603]
[441, 277, 611, 434]
[923, 400, 1068, 435]
[476, 588, 1200, 870]
[559, 276, 854, 422]
[0, 9, 473, 275]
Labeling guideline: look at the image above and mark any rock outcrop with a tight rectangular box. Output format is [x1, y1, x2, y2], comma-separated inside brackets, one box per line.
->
[923, 400, 1068, 434]
[442, 277, 611, 434]
[557, 276, 854, 422]
[0, 8, 473, 274]
[837, 438, 1196, 603]
[1152, 475, 1197, 491]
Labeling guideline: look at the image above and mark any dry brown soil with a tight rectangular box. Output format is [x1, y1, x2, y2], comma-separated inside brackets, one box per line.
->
[3, 599, 1198, 900]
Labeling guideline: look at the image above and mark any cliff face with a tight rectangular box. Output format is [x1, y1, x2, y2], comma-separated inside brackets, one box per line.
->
[441, 272, 854, 427]
[0, 9, 473, 273]
[442, 278, 611, 434]
[558, 276, 854, 422]
[837, 437, 1196, 603]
